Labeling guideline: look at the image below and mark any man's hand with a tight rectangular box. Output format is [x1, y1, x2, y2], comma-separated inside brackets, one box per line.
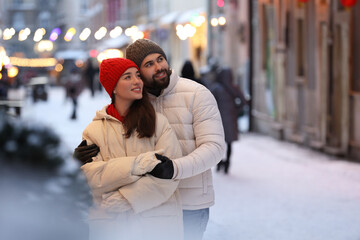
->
[148, 153, 174, 179]
[73, 140, 100, 164]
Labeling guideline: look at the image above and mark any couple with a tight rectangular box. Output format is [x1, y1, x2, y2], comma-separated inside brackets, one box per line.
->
[76, 39, 226, 240]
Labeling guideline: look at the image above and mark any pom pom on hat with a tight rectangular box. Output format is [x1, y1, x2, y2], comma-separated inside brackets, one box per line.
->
[99, 58, 139, 97]
[125, 38, 167, 68]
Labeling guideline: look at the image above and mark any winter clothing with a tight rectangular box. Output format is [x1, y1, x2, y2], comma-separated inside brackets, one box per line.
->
[147, 70, 226, 210]
[125, 38, 167, 68]
[183, 208, 210, 240]
[81, 107, 183, 240]
[210, 67, 247, 143]
[74, 139, 100, 164]
[181, 60, 205, 86]
[99, 58, 139, 97]
[181, 60, 196, 80]
[106, 103, 124, 122]
[209, 67, 248, 174]
[66, 69, 82, 120]
[149, 153, 174, 179]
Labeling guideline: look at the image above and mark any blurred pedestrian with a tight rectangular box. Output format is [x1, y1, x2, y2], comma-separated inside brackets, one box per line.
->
[181, 60, 204, 85]
[209, 66, 249, 174]
[66, 68, 82, 120]
[74, 39, 226, 240]
[83, 58, 96, 97]
[79, 58, 183, 240]
[0, 65, 9, 100]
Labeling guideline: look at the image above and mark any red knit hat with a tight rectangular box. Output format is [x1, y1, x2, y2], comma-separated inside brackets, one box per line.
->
[99, 58, 139, 97]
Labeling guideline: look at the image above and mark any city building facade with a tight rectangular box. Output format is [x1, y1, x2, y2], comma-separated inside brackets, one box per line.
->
[250, 0, 360, 161]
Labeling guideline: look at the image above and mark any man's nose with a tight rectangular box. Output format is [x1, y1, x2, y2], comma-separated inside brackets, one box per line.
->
[154, 62, 162, 71]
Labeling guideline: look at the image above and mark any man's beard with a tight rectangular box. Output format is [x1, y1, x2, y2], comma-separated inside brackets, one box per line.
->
[144, 68, 172, 95]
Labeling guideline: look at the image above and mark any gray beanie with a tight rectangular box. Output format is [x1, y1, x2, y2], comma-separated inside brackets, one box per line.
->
[125, 38, 167, 68]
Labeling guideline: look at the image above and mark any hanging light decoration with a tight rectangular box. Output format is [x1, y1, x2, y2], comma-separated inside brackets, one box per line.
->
[340, 0, 357, 7]
[297, 0, 309, 7]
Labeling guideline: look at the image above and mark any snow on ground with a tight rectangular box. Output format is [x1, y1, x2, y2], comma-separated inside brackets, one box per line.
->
[21, 87, 360, 240]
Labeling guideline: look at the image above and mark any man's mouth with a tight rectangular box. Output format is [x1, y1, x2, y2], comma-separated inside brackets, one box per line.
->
[155, 71, 166, 79]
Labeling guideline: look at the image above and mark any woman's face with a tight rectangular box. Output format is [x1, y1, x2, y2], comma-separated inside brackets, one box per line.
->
[114, 67, 143, 104]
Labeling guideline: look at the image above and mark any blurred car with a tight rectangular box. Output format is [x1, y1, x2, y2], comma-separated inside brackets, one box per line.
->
[28, 76, 49, 102]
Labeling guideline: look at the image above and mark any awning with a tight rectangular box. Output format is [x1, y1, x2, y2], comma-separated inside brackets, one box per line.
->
[159, 11, 180, 26]
[176, 8, 205, 25]
[54, 49, 88, 60]
[97, 35, 131, 52]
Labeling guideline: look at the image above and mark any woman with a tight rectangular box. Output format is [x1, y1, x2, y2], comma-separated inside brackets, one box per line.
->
[209, 67, 249, 174]
[80, 58, 183, 240]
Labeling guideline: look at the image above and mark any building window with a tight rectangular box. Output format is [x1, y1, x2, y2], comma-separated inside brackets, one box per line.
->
[108, 0, 122, 27]
[296, 18, 305, 76]
[261, 4, 268, 70]
[351, 4, 360, 92]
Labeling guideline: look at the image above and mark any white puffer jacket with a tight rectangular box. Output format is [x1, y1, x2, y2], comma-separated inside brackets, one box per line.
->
[81, 108, 183, 240]
[149, 70, 226, 210]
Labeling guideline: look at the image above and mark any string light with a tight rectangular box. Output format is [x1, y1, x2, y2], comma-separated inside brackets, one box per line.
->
[94, 27, 107, 40]
[211, 18, 219, 27]
[18, 28, 31, 41]
[49, 28, 61, 41]
[8, 66, 19, 78]
[3, 28, 15, 40]
[64, 27, 76, 41]
[110, 26, 123, 38]
[97, 49, 123, 62]
[33, 28, 46, 42]
[79, 28, 91, 41]
[218, 17, 226, 26]
[9, 56, 57, 67]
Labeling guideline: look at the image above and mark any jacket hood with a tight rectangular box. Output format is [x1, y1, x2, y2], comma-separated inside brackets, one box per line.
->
[91, 105, 124, 161]
[93, 105, 119, 122]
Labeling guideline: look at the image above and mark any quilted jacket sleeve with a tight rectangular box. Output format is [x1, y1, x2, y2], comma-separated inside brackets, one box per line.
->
[173, 86, 226, 179]
[115, 114, 183, 213]
[81, 153, 141, 197]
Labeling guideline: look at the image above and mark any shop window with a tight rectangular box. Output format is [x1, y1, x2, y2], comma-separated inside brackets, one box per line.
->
[351, 3, 360, 92]
[296, 18, 305, 76]
[261, 4, 268, 70]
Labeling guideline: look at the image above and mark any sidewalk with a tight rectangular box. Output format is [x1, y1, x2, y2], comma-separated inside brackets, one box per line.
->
[21, 87, 360, 240]
[204, 133, 360, 240]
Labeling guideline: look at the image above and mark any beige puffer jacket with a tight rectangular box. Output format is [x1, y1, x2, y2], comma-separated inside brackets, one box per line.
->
[149, 70, 226, 210]
[81, 107, 183, 240]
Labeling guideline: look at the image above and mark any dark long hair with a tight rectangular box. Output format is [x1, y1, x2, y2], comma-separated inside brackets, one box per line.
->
[112, 90, 156, 138]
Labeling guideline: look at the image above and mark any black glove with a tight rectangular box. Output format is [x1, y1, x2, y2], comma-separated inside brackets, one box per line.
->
[148, 153, 174, 179]
[73, 140, 100, 164]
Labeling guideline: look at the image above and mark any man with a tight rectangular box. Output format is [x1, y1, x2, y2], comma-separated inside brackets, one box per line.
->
[75, 39, 226, 239]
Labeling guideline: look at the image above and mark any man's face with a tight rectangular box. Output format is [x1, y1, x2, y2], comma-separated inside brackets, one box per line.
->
[139, 53, 171, 90]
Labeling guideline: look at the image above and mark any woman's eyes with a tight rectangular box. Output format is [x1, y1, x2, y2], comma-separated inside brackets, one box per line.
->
[123, 74, 141, 80]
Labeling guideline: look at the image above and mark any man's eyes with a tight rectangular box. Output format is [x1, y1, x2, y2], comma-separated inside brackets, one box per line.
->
[145, 57, 163, 67]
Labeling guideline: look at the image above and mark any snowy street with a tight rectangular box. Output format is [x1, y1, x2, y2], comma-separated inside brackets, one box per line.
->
[21, 87, 360, 240]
